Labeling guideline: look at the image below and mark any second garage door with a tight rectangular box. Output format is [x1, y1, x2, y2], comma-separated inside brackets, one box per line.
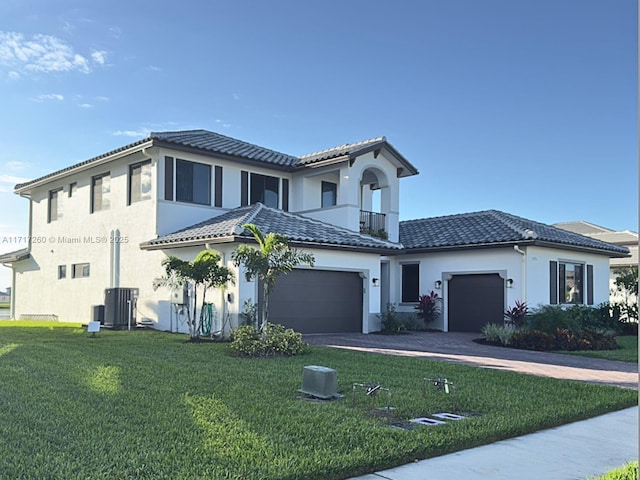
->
[267, 269, 363, 334]
[448, 273, 505, 332]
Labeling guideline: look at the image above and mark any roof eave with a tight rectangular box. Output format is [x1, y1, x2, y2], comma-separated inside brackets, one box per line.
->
[350, 141, 419, 177]
[140, 235, 401, 254]
[404, 239, 629, 257]
[153, 140, 297, 172]
[15, 139, 154, 194]
[0, 248, 31, 263]
[139, 235, 237, 251]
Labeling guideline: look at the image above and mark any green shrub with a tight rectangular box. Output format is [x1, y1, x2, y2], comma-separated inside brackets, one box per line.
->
[512, 330, 556, 351]
[504, 300, 528, 328]
[481, 323, 515, 345]
[231, 323, 306, 357]
[525, 305, 580, 334]
[510, 328, 618, 352]
[401, 314, 425, 331]
[378, 303, 405, 334]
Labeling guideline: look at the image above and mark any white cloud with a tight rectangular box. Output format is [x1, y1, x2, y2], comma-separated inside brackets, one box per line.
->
[91, 50, 107, 65]
[7, 70, 19, 80]
[215, 119, 232, 128]
[95, 96, 109, 102]
[147, 65, 161, 72]
[113, 130, 149, 138]
[5, 161, 28, 171]
[109, 26, 122, 39]
[31, 93, 64, 102]
[0, 174, 30, 193]
[0, 31, 106, 75]
[78, 103, 92, 108]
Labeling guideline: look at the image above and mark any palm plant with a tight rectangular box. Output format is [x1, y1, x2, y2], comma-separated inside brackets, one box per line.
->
[231, 224, 315, 333]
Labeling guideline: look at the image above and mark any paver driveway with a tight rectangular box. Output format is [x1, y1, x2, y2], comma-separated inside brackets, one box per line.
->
[305, 331, 638, 389]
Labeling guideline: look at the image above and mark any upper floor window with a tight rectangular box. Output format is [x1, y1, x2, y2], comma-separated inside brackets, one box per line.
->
[250, 173, 279, 208]
[68, 182, 77, 198]
[129, 160, 152, 204]
[321, 181, 337, 208]
[401, 263, 420, 303]
[48, 188, 63, 223]
[91, 173, 110, 213]
[58, 265, 67, 279]
[176, 159, 211, 205]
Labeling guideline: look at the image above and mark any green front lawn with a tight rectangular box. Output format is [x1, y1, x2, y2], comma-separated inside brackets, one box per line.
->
[0, 323, 636, 480]
[560, 336, 638, 363]
[591, 461, 638, 480]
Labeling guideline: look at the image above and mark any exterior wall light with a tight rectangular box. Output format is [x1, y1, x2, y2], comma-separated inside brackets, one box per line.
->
[506, 278, 514, 288]
[372, 278, 379, 287]
[434, 280, 442, 289]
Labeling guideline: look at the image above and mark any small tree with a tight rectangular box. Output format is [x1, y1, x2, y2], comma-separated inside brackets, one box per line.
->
[613, 266, 638, 322]
[231, 224, 315, 333]
[160, 250, 234, 340]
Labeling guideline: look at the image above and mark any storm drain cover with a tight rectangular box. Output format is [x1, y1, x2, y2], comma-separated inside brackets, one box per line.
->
[409, 417, 447, 426]
[432, 412, 466, 421]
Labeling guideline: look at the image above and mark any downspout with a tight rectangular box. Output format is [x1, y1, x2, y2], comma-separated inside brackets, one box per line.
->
[206, 242, 228, 335]
[513, 245, 526, 302]
[8, 192, 33, 320]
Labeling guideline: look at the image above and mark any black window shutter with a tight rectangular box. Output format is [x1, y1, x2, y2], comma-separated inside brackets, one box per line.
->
[587, 265, 594, 305]
[164, 156, 174, 201]
[241, 171, 248, 206]
[282, 179, 289, 211]
[214, 166, 223, 207]
[549, 261, 558, 304]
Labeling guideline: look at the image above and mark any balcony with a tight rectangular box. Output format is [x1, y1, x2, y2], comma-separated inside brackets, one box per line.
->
[360, 210, 387, 239]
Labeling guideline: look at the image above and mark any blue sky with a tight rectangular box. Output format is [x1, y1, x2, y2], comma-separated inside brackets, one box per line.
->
[0, 0, 637, 290]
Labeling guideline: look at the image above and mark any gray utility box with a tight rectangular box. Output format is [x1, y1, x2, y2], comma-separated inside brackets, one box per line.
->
[298, 365, 338, 399]
[104, 288, 139, 328]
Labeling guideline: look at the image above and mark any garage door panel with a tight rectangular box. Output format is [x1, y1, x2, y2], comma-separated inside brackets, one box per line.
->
[448, 273, 504, 332]
[268, 270, 363, 334]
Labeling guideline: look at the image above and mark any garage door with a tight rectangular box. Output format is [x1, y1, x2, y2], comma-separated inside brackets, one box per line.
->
[267, 269, 363, 334]
[448, 273, 504, 332]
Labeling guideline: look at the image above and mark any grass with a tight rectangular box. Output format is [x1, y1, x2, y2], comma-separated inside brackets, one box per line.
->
[0, 302, 9, 309]
[0, 322, 636, 480]
[591, 461, 638, 480]
[559, 336, 638, 363]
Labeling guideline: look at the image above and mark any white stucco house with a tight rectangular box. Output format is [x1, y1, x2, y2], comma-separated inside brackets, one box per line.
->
[0, 130, 629, 333]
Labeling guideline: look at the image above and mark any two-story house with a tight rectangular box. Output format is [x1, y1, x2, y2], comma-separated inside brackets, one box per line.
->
[1, 130, 628, 333]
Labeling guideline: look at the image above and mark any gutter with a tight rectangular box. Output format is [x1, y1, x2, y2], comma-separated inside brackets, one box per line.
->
[140, 235, 403, 255]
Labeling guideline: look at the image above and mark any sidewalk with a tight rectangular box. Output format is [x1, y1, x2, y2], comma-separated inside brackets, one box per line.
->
[350, 407, 638, 480]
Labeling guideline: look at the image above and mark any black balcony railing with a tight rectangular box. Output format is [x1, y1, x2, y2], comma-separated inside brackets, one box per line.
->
[360, 210, 387, 239]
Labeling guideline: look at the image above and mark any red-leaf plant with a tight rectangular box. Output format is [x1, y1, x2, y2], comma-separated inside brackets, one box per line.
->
[415, 290, 441, 326]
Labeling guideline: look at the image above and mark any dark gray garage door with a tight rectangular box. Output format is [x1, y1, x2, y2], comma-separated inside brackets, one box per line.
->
[267, 269, 363, 334]
[448, 273, 504, 332]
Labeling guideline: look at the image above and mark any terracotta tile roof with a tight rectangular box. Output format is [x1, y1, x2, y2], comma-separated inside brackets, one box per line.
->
[400, 210, 630, 256]
[142, 203, 403, 252]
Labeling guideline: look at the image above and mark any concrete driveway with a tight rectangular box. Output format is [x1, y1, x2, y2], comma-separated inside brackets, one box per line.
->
[305, 331, 638, 389]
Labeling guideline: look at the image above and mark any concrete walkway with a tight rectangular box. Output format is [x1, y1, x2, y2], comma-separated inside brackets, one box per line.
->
[304, 332, 638, 479]
[351, 407, 638, 480]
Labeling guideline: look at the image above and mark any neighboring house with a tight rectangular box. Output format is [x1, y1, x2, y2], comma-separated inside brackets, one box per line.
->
[0, 130, 629, 333]
[0, 291, 10, 303]
[554, 221, 638, 305]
